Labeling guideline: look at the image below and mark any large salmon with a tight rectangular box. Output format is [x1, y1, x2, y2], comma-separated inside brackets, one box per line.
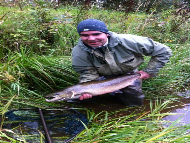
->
[45, 73, 141, 102]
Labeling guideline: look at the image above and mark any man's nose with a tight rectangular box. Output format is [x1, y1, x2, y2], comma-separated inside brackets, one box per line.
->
[88, 35, 95, 40]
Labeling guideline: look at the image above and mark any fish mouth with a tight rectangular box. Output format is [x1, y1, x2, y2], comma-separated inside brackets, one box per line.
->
[45, 95, 65, 102]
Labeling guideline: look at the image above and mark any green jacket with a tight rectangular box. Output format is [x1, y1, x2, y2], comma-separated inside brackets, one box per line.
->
[72, 31, 172, 83]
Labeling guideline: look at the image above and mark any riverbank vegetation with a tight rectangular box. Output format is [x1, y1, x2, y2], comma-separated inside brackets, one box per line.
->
[0, 0, 190, 142]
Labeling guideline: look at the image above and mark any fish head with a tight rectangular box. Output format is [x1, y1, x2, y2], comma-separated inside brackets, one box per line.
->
[45, 90, 78, 102]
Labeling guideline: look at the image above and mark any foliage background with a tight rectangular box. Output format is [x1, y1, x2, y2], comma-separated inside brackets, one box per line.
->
[0, 0, 190, 142]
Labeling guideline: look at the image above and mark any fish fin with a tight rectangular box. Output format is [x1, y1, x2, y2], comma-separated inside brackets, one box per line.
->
[110, 90, 123, 95]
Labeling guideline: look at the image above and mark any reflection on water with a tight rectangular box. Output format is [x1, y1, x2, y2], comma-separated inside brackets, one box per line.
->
[162, 90, 190, 127]
[163, 103, 190, 127]
[3, 109, 88, 142]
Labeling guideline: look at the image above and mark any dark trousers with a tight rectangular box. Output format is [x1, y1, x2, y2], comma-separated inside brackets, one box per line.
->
[116, 79, 145, 106]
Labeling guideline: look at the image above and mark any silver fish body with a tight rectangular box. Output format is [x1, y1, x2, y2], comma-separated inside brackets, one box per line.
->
[45, 73, 141, 102]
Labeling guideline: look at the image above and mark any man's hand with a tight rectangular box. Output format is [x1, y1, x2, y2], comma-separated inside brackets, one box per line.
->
[79, 93, 92, 100]
[138, 70, 151, 79]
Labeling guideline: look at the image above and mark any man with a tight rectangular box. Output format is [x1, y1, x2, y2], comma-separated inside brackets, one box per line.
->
[72, 19, 172, 106]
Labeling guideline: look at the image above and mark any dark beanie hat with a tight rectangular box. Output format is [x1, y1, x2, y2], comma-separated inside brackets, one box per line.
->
[77, 19, 109, 34]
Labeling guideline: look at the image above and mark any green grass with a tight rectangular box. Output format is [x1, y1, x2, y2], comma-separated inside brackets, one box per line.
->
[141, 43, 190, 99]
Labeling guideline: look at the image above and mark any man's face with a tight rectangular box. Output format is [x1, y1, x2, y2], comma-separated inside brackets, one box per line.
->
[80, 31, 109, 48]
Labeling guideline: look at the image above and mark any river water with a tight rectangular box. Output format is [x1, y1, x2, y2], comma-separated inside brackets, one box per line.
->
[2, 90, 190, 142]
[74, 91, 190, 125]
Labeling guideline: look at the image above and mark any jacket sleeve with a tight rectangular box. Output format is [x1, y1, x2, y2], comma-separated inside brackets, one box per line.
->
[72, 46, 99, 83]
[120, 34, 172, 75]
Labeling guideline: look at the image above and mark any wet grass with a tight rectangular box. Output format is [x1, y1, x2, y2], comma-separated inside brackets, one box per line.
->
[73, 100, 190, 142]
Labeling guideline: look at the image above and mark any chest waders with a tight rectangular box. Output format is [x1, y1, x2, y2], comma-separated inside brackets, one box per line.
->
[92, 47, 145, 106]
